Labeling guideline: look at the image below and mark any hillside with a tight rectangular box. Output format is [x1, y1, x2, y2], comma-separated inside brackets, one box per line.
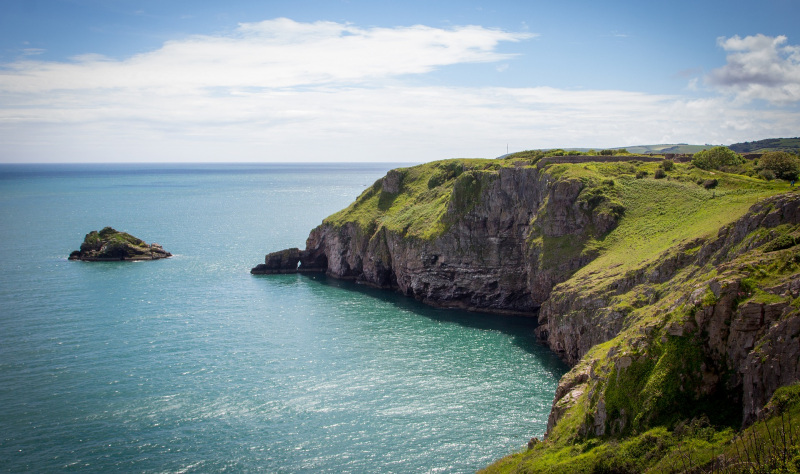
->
[621, 144, 716, 154]
[729, 137, 800, 154]
[503, 144, 715, 157]
[253, 154, 800, 472]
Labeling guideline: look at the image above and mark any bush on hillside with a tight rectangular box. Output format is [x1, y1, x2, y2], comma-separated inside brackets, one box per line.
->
[758, 151, 800, 181]
[758, 169, 777, 181]
[691, 147, 744, 170]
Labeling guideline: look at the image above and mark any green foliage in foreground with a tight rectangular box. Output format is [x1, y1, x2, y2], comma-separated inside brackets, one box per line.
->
[482, 383, 800, 474]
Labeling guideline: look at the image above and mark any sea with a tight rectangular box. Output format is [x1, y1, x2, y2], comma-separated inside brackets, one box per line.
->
[0, 163, 567, 473]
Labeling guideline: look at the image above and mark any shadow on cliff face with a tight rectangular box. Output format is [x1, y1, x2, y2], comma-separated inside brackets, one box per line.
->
[299, 273, 568, 368]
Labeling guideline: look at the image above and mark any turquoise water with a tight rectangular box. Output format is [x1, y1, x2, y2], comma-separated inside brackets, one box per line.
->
[0, 164, 566, 473]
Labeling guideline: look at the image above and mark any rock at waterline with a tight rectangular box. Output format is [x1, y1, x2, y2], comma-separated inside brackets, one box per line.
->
[68, 227, 171, 261]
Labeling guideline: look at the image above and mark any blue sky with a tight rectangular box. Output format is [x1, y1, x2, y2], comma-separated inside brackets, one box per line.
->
[1, 0, 799, 162]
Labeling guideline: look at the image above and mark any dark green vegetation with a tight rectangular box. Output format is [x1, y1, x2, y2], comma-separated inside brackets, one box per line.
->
[730, 137, 800, 154]
[758, 151, 800, 181]
[69, 226, 171, 261]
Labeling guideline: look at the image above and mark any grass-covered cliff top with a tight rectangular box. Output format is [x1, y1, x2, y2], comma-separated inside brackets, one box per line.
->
[548, 160, 785, 293]
[324, 155, 787, 258]
[323, 158, 513, 240]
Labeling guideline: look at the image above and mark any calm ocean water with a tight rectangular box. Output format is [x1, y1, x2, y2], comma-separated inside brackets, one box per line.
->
[0, 163, 566, 473]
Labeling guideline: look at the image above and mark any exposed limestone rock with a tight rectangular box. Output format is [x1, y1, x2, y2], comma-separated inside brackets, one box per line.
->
[381, 169, 404, 194]
[69, 227, 171, 261]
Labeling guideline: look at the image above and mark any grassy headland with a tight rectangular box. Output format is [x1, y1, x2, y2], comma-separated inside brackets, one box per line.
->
[315, 151, 799, 472]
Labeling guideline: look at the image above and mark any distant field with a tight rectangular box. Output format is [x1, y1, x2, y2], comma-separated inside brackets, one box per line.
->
[504, 138, 799, 159]
[621, 144, 716, 154]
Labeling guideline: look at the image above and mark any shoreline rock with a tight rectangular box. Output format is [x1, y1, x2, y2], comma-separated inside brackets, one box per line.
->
[69, 227, 171, 261]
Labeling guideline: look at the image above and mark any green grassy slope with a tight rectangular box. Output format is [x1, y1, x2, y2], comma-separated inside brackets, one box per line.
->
[552, 161, 784, 294]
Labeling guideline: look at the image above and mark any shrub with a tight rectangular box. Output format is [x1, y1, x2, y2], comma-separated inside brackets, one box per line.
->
[427, 170, 447, 188]
[758, 151, 800, 181]
[654, 168, 667, 179]
[636, 170, 648, 179]
[758, 169, 777, 181]
[691, 147, 744, 170]
[661, 160, 674, 171]
[763, 234, 798, 252]
[600, 149, 615, 156]
[427, 161, 464, 189]
[703, 179, 719, 189]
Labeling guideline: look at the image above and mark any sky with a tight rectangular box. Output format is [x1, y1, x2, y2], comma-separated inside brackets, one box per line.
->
[1, 0, 799, 163]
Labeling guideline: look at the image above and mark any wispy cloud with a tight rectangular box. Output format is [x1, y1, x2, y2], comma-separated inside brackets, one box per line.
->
[707, 34, 800, 104]
[0, 18, 533, 93]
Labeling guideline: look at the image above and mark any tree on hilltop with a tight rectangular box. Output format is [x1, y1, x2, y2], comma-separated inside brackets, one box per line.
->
[758, 151, 800, 180]
[691, 146, 744, 170]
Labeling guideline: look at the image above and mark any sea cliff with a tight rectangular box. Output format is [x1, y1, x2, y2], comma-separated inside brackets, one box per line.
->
[254, 155, 800, 472]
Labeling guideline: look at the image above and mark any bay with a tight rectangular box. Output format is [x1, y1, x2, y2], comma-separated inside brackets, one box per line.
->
[0, 163, 566, 473]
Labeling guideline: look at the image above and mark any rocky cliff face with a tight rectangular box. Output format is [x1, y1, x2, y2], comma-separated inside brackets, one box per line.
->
[540, 193, 800, 438]
[253, 157, 800, 445]
[254, 161, 620, 314]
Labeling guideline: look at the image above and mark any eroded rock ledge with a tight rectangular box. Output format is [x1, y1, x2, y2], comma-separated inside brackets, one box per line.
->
[69, 227, 171, 261]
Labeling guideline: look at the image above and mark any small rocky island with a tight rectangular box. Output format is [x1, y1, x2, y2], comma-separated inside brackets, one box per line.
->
[69, 227, 171, 261]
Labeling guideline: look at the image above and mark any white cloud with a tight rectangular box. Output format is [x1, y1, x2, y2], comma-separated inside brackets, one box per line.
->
[0, 18, 533, 93]
[0, 20, 798, 163]
[707, 34, 800, 104]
